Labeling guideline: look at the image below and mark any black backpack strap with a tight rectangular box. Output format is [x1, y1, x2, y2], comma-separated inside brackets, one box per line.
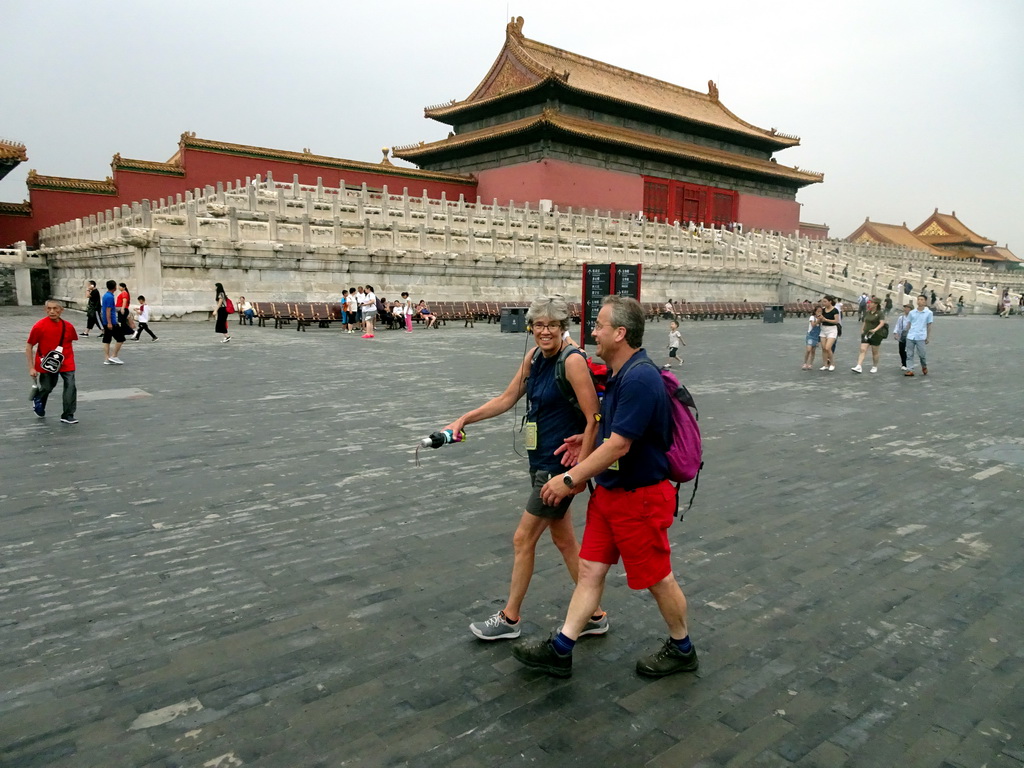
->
[554, 346, 586, 407]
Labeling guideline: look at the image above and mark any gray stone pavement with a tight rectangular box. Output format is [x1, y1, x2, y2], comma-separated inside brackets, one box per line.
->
[1, 305, 1023, 768]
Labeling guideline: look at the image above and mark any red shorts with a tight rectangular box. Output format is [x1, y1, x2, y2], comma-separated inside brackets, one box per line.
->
[579, 480, 677, 590]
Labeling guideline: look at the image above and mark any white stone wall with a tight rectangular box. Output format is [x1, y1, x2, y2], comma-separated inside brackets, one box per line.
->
[34, 175, 1022, 317]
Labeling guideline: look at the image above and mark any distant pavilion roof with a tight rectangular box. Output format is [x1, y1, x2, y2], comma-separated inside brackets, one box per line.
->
[913, 209, 996, 248]
[980, 245, 1022, 263]
[423, 17, 800, 151]
[394, 110, 822, 187]
[845, 219, 946, 256]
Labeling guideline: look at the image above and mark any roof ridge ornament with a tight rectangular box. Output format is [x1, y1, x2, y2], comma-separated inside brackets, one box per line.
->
[507, 16, 525, 38]
[708, 80, 719, 101]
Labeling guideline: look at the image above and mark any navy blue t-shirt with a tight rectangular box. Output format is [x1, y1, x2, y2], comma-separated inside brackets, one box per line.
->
[595, 349, 670, 490]
[526, 349, 587, 473]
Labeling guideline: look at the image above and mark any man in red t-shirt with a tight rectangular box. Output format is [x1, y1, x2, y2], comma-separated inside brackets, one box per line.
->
[25, 300, 80, 424]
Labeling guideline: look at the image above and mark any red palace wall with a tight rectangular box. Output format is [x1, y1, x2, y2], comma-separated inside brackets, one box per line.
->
[736, 193, 800, 235]
[0, 212, 39, 248]
[476, 159, 643, 213]
[0, 146, 478, 247]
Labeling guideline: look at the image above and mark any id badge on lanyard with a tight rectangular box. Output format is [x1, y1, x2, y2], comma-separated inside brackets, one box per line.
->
[524, 421, 538, 451]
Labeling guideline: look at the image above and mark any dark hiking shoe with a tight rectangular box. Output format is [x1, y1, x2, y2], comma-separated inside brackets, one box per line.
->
[511, 635, 572, 678]
[636, 639, 699, 678]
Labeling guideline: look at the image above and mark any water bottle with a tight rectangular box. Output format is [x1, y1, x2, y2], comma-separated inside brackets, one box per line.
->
[419, 429, 466, 449]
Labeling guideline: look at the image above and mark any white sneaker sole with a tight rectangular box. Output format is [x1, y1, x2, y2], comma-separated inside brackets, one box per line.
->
[469, 624, 520, 641]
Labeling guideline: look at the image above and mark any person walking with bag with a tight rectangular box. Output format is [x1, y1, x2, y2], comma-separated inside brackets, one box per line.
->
[512, 296, 698, 679]
[26, 300, 80, 424]
[214, 282, 231, 342]
[851, 297, 887, 373]
[443, 296, 605, 643]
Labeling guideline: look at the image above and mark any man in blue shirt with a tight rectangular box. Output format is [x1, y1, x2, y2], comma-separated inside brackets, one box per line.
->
[904, 294, 933, 377]
[100, 279, 127, 365]
[512, 295, 698, 679]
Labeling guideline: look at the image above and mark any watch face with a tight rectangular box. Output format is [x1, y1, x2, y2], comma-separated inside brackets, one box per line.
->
[563, 475, 574, 488]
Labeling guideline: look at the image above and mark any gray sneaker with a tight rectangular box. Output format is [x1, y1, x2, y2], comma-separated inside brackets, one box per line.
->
[470, 611, 521, 641]
[579, 611, 609, 637]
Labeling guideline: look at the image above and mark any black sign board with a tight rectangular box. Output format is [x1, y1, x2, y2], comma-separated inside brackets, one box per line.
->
[615, 263, 642, 300]
[581, 263, 612, 347]
[581, 263, 642, 348]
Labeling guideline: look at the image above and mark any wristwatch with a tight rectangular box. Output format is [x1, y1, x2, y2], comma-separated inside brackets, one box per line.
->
[563, 473, 575, 489]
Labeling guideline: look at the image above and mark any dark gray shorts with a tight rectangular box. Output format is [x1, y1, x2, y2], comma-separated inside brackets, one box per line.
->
[526, 469, 573, 520]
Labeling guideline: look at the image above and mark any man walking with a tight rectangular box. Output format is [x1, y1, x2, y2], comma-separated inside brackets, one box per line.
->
[511, 295, 697, 679]
[904, 294, 933, 377]
[101, 279, 126, 365]
[26, 300, 80, 424]
[82, 279, 102, 336]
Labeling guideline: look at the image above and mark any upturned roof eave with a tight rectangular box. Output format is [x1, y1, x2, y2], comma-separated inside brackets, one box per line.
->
[426, 78, 798, 152]
[395, 115, 821, 187]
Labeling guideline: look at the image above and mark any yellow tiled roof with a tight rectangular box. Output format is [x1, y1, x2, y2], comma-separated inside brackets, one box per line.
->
[112, 153, 185, 176]
[913, 210, 995, 247]
[0, 200, 31, 216]
[0, 139, 28, 162]
[26, 170, 117, 195]
[425, 17, 799, 149]
[981, 245, 1022, 263]
[845, 219, 946, 255]
[395, 110, 822, 186]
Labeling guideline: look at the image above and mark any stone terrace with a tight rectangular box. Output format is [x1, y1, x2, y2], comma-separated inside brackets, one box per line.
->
[33, 176, 1024, 317]
[1, 307, 1022, 767]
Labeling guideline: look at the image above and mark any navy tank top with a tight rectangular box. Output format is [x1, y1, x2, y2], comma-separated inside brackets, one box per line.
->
[526, 349, 587, 473]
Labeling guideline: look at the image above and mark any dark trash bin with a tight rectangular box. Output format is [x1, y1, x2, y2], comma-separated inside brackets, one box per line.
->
[501, 307, 529, 333]
[763, 304, 784, 323]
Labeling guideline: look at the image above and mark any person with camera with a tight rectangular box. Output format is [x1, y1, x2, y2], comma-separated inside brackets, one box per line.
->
[444, 295, 605, 643]
[26, 300, 80, 424]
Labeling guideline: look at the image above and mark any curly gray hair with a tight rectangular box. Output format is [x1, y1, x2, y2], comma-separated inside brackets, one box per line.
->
[526, 295, 570, 329]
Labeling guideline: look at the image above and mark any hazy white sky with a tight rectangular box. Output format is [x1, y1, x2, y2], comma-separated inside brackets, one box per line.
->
[4, 0, 1022, 251]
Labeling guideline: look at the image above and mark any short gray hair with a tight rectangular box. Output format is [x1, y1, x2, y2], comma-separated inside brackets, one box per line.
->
[526, 295, 569, 329]
[602, 295, 645, 348]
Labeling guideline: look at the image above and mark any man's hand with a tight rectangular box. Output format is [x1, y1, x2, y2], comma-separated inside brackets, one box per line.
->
[29, 369, 37, 378]
[540, 473, 577, 507]
[554, 434, 584, 467]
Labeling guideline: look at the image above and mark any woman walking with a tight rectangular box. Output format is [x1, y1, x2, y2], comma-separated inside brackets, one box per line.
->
[851, 297, 887, 373]
[443, 296, 606, 642]
[818, 295, 840, 371]
[214, 282, 231, 342]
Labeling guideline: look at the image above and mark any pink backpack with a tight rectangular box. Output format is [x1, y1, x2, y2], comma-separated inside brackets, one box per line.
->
[621, 358, 704, 514]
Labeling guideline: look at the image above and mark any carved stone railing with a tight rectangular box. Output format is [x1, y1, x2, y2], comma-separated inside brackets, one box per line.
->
[36, 172, 1022, 311]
